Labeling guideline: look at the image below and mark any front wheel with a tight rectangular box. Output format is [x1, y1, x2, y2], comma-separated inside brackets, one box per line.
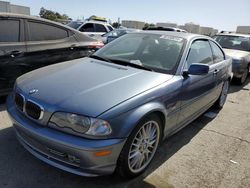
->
[214, 80, 229, 109]
[116, 114, 162, 178]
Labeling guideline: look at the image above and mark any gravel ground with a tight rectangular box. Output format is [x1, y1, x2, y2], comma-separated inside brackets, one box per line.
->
[0, 78, 249, 188]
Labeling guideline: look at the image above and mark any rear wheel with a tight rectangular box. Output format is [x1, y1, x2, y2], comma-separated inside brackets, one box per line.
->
[116, 114, 162, 178]
[214, 80, 229, 109]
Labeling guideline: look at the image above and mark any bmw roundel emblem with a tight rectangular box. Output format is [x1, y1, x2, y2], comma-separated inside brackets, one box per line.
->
[29, 89, 38, 95]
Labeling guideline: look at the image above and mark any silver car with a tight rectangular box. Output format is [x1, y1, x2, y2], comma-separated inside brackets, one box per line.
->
[214, 33, 250, 84]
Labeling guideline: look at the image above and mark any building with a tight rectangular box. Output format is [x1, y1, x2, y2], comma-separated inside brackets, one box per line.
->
[212, 29, 218, 36]
[178, 25, 186, 30]
[236, 26, 250, 34]
[0, 1, 30, 15]
[199, 26, 214, 36]
[185, 22, 200, 34]
[156, 22, 177, 28]
[121, 20, 145, 29]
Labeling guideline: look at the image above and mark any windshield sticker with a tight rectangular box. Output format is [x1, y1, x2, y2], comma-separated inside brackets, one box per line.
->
[160, 35, 183, 42]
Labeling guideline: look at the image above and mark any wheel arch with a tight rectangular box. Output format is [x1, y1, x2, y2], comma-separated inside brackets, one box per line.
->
[111, 101, 168, 139]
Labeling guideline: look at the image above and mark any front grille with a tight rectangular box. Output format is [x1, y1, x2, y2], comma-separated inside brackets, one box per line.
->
[15, 93, 24, 111]
[15, 92, 43, 120]
[26, 101, 42, 120]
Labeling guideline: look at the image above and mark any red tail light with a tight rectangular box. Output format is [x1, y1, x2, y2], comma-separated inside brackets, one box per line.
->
[89, 41, 104, 49]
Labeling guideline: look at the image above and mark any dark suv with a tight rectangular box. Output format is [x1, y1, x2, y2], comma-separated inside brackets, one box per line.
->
[0, 13, 103, 96]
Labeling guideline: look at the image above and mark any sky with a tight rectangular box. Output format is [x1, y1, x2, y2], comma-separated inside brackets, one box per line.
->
[8, 0, 250, 31]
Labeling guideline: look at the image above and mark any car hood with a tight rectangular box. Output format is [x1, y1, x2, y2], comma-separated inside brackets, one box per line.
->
[223, 48, 250, 59]
[16, 57, 173, 117]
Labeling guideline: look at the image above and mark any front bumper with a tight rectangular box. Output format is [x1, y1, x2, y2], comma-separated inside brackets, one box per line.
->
[6, 94, 126, 177]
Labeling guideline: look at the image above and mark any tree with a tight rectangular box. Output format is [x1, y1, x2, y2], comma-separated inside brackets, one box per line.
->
[112, 22, 121, 28]
[39, 7, 69, 22]
[143, 23, 155, 30]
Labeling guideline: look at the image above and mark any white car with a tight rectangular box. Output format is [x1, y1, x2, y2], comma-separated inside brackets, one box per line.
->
[67, 20, 114, 38]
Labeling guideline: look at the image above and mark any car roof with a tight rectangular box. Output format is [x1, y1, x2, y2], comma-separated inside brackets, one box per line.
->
[0, 13, 76, 30]
[0, 13, 100, 40]
[134, 30, 208, 40]
[114, 28, 141, 32]
[215, 33, 250, 38]
[145, 26, 187, 32]
[84, 20, 112, 26]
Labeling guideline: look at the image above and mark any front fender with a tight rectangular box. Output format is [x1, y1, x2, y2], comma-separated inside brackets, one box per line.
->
[106, 101, 168, 138]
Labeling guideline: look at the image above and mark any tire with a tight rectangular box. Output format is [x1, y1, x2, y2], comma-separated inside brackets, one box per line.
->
[237, 65, 249, 85]
[214, 80, 229, 109]
[116, 114, 162, 178]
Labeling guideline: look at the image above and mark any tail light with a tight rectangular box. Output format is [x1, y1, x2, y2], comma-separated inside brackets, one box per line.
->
[89, 41, 104, 49]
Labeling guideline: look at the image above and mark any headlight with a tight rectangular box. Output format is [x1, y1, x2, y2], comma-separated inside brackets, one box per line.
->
[232, 59, 242, 64]
[48, 112, 112, 136]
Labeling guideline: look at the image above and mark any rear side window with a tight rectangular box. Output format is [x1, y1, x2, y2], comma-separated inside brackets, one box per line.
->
[0, 19, 20, 42]
[95, 24, 107, 32]
[187, 40, 213, 67]
[108, 26, 113, 31]
[80, 23, 94, 32]
[28, 21, 68, 41]
[210, 41, 225, 63]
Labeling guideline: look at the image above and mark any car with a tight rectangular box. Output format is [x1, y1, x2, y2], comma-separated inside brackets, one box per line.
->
[213, 33, 250, 84]
[7, 31, 232, 178]
[101, 28, 141, 44]
[66, 20, 84, 29]
[144, 26, 187, 33]
[68, 19, 114, 38]
[0, 13, 104, 96]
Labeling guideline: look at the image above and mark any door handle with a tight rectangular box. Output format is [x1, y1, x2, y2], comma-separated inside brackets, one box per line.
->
[9, 50, 23, 57]
[70, 44, 77, 50]
[213, 69, 220, 75]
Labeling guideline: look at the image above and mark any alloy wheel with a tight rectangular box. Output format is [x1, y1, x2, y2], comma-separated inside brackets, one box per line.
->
[128, 120, 160, 173]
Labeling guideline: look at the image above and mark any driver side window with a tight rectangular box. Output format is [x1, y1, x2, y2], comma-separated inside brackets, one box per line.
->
[187, 40, 213, 68]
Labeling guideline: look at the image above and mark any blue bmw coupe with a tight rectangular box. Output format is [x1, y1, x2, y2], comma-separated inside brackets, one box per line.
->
[7, 31, 232, 178]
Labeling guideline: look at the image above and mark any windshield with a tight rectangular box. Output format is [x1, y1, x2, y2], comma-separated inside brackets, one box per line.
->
[214, 35, 250, 52]
[67, 21, 83, 29]
[94, 33, 185, 74]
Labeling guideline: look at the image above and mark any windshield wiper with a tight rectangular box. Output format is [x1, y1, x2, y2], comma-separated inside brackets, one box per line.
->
[90, 55, 153, 71]
[89, 54, 113, 63]
[108, 58, 153, 71]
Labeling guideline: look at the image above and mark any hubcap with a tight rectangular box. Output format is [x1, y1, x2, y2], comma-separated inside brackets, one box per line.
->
[219, 81, 229, 107]
[128, 120, 160, 173]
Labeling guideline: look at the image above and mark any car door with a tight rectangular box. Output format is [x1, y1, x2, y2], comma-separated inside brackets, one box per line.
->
[24, 19, 79, 71]
[79, 23, 97, 37]
[209, 40, 228, 97]
[94, 23, 108, 36]
[178, 39, 218, 126]
[0, 18, 26, 94]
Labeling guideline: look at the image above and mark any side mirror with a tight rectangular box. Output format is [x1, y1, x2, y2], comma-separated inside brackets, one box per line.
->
[184, 63, 209, 76]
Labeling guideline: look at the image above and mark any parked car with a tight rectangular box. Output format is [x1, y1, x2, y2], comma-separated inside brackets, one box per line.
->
[0, 13, 104, 96]
[68, 20, 113, 38]
[214, 33, 250, 84]
[7, 31, 232, 178]
[145, 26, 187, 33]
[101, 28, 141, 44]
[67, 20, 84, 29]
